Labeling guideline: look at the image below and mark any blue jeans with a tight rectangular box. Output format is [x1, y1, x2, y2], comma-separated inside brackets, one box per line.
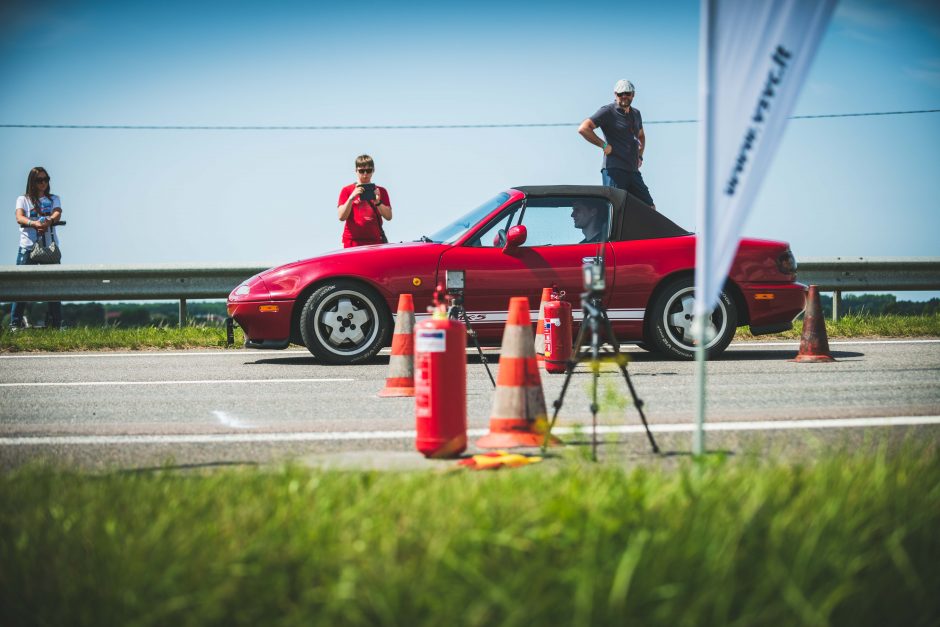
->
[602, 167, 655, 208]
[10, 247, 62, 328]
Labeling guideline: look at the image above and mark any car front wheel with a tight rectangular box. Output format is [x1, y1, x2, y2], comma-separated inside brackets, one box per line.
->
[647, 277, 737, 360]
[299, 280, 390, 364]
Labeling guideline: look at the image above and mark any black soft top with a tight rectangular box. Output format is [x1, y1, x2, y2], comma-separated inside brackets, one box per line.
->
[513, 185, 690, 241]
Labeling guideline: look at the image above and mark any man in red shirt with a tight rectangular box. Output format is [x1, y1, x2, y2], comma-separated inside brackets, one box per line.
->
[337, 154, 393, 247]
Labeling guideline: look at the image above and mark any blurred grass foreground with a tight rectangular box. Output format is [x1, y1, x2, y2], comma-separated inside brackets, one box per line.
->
[2, 445, 938, 626]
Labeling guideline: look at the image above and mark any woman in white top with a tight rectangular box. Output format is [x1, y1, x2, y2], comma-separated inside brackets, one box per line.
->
[11, 166, 63, 330]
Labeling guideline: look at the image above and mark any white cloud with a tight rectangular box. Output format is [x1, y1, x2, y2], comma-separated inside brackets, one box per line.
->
[834, 0, 899, 31]
[903, 66, 940, 88]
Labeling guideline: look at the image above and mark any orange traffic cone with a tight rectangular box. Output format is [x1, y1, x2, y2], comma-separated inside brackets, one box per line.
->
[477, 297, 562, 449]
[533, 287, 552, 363]
[793, 285, 835, 363]
[379, 293, 416, 396]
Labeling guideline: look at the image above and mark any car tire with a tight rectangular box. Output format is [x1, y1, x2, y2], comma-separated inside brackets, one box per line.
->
[299, 280, 390, 365]
[647, 276, 737, 360]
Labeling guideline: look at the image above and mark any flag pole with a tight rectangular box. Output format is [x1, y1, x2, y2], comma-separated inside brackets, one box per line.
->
[694, 0, 716, 457]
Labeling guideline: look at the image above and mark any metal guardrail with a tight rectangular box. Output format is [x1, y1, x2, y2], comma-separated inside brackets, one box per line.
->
[1, 258, 938, 324]
[796, 257, 940, 291]
[797, 257, 940, 320]
[0, 263, 269, 301]
[0, 263, 271, 327]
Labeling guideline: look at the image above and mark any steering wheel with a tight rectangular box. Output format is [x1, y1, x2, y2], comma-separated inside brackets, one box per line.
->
[492, 229, 507, 248]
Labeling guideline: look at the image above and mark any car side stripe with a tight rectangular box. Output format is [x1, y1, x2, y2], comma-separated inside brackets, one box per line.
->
[407, 308, 644, 323]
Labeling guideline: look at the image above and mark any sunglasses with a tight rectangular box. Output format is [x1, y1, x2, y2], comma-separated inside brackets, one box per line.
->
[357, 168, 374, 174]
[36, 177, 50, 183]
[616, 92, 634, 97]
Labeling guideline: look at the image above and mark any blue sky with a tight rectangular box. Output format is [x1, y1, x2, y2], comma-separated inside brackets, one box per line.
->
[1, 0, 938, 299]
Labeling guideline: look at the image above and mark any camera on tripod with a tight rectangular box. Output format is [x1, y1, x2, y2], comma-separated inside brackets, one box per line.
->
[582, 254, 606, 297]
[439, 269, 496, 387]
[544, 247, 660, 457]
[445, 269, 466, 296]
[433, 270, 466, 308]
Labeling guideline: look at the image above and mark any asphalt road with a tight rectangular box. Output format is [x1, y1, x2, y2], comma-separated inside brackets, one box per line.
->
[1, 339, 938, 470]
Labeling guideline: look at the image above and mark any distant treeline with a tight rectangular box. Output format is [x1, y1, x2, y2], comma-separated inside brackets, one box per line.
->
[3, 295, 938, 328]
[819, 294, 939, 317]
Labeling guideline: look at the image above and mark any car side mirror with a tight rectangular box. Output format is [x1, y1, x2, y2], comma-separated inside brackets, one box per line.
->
[504, 225, 527, 250]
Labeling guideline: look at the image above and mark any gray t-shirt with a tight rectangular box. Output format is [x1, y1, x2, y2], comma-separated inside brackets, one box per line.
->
[590, 103, 643, 173]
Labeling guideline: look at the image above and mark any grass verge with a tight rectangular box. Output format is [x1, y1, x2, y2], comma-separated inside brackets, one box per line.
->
[1, 445, 938, 626]
[1, 314, 938, 352]
[738, 313, 940, 340]
[0, 325, 245, 352]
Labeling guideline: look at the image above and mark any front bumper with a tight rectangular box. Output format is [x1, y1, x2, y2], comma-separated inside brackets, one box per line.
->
[226, 300, 295, 349]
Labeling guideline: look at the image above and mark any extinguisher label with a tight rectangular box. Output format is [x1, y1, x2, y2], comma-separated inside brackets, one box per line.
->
[416, 329, 447, 353]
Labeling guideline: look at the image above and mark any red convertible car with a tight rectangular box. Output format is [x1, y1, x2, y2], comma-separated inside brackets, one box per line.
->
[228, 185, 805, 364]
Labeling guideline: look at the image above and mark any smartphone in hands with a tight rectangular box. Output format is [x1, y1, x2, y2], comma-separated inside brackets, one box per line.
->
[359, 183, 376, 201]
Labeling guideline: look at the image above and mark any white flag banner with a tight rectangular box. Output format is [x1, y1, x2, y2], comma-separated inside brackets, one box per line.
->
[694, 0, 837, 322]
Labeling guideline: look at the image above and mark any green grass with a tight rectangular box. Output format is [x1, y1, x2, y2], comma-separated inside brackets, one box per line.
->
[1, 314, 938, 352]
[739, 313, 940, 340]
[2, 445, 938, 626]
[0, 325, 245, 352]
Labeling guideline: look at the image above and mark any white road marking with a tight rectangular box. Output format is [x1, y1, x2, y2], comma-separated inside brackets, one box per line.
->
[0, 378, 353, 388]
[0, 339, 935, 361]
[0, 349, 311, 359]
[212, 410, 255, 430]
[2, 415, 937, 446]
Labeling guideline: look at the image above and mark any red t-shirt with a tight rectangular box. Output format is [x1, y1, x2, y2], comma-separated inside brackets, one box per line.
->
[338, 184, 391, 247]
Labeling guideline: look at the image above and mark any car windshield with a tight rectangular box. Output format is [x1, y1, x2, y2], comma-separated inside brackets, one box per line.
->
[424, 192, 510, 244]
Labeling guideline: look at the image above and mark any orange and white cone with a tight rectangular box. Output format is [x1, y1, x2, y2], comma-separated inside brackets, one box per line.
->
[378, 293, 416, 396]
[477, 296, 562, 449]
[533, 287, 552, 363]
[793, 285, 835, 363]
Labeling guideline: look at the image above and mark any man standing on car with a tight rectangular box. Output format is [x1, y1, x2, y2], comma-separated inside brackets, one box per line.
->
[578, 79, 655, 210]
[337, 154, 393, 248]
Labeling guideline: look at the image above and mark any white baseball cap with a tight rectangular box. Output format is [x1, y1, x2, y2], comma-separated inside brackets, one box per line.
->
[614, 79, 635, 94]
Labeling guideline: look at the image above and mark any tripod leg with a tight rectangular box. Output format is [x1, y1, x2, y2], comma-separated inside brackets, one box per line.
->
[470, 327, 496, 388]
[541, 318, 589, 452]
[459, 309, 495, 387]
[590, 319, 601, 462]
[598, 313, 660, 454]
[618, 362, 659, 453]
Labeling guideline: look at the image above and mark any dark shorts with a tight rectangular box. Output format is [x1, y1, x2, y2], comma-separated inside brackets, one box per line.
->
[602, 168, 655, 208]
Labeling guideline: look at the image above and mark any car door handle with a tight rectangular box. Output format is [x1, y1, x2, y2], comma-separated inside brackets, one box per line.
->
[582, 257, 600, 264]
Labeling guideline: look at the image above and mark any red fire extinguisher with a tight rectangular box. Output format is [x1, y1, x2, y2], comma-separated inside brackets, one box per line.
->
[415, 300, 467, 458]
[543, 291, 572, 374]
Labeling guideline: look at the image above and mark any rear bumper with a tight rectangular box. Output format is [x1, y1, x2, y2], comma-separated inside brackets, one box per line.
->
[748, 321, 795, 335]
[245, 338, 291, 350]
[227, 300, 295, 349]
[740, 282, 806, 330]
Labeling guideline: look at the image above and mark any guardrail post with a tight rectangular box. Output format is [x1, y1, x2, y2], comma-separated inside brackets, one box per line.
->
[832, 290, 841, 322]
[179, 298, 187, 328]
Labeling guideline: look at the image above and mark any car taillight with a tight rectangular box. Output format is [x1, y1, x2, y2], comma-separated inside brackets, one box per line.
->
[776, 249, 797, 275]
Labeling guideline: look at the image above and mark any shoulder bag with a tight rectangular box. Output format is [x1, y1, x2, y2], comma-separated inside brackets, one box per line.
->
[29, 229, 62, 264]
[367, 201, 389, 244]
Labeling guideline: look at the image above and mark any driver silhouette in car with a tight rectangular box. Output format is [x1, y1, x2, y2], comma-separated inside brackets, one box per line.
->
[571, 199, 607, 244]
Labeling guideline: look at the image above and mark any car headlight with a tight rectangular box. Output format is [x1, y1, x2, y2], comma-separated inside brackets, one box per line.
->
[229, 276, 272, 301]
